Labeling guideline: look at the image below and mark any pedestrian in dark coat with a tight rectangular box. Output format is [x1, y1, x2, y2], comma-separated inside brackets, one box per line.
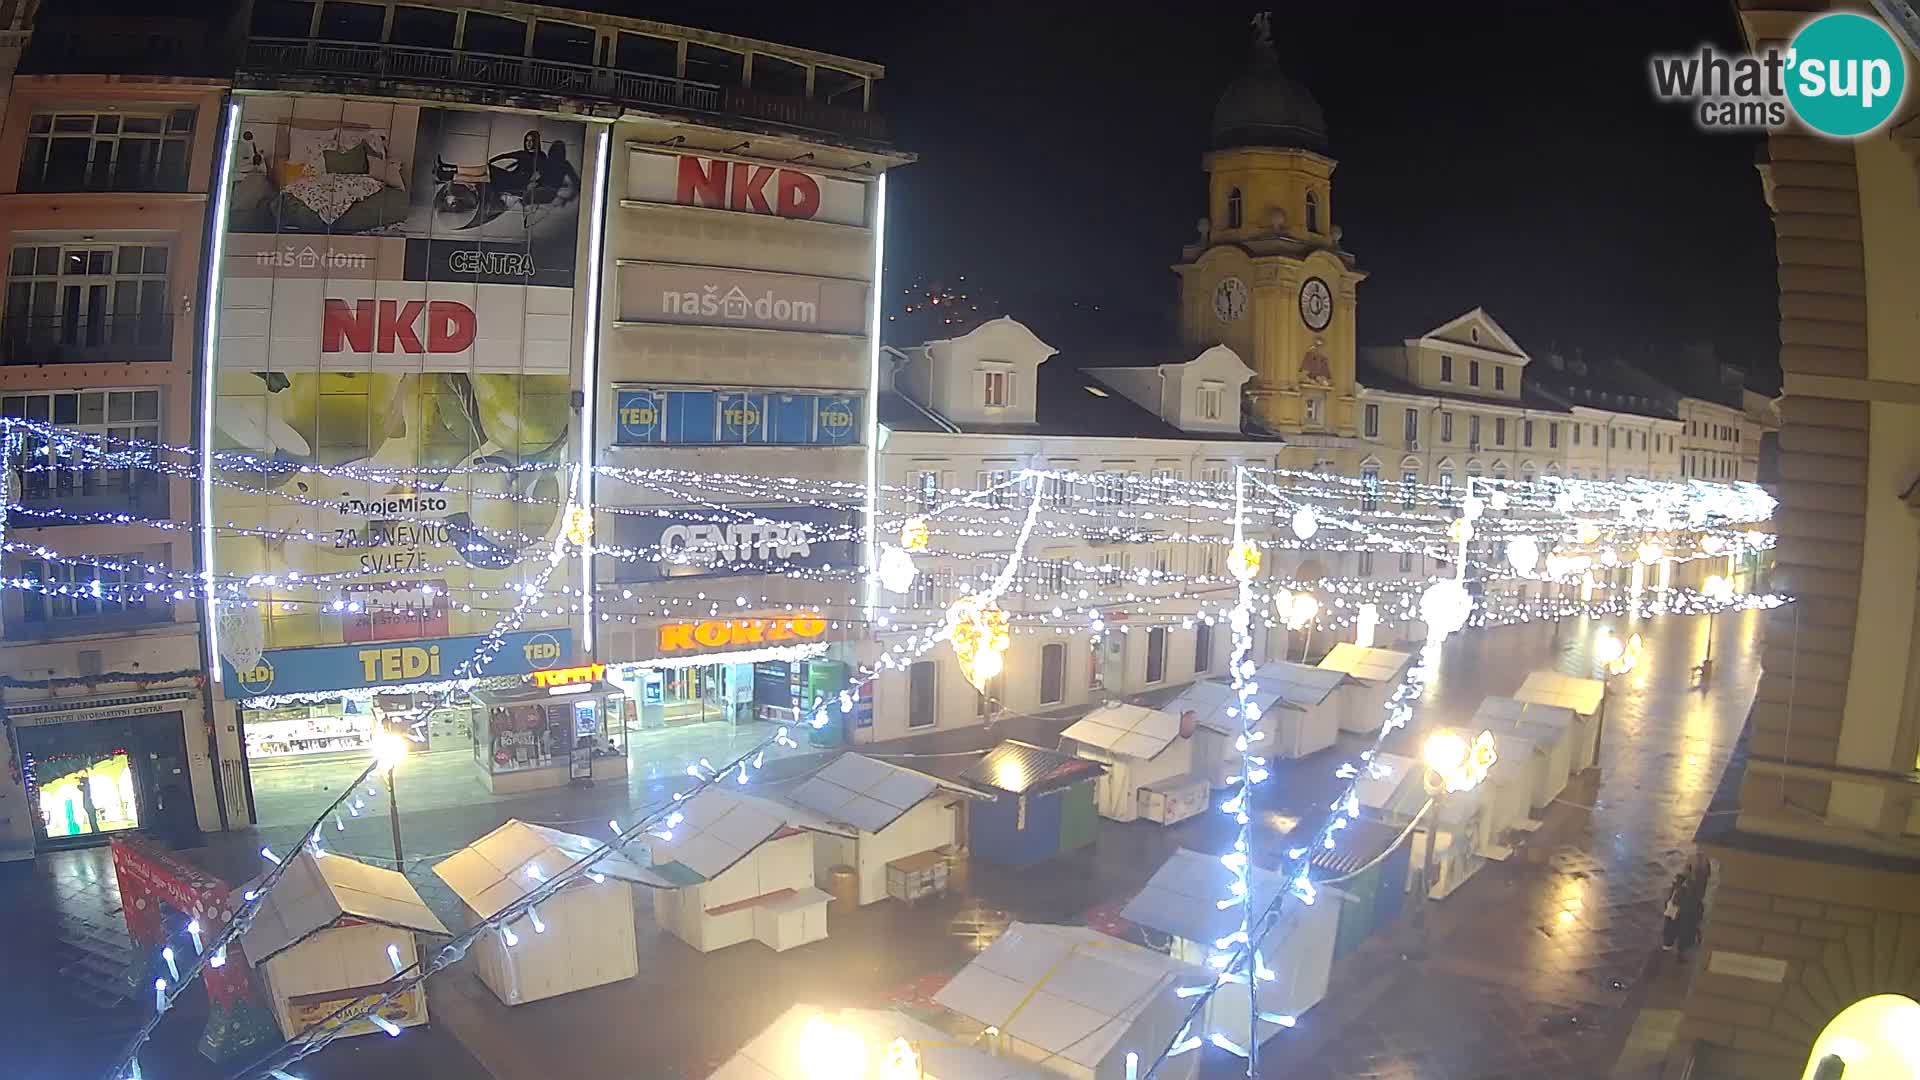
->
[1661, 870, 1689, 951]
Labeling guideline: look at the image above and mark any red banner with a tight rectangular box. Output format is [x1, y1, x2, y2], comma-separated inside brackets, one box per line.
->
[110, 836, 254, 1007]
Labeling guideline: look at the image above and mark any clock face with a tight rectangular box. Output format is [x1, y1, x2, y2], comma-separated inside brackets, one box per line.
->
[1212, 277, 1248, 323]
[1299, 277, 1333, 331]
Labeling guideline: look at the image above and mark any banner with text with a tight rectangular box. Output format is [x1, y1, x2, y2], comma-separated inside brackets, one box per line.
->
[617, 261, 868, 336]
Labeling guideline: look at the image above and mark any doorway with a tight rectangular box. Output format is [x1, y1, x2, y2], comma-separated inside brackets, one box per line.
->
[16, 711, 194, 850]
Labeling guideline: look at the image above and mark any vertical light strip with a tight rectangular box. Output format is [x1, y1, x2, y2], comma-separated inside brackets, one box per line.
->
[577, 124, 612, 656]
[862, 172, 887, 623]
[199, 100, 242, 674]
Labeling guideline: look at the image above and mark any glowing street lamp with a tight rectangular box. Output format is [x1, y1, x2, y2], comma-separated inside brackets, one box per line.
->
[1415, 727, 1497, 929]
[1699, 574, 1736, 682]
[371, 729, 410, 866]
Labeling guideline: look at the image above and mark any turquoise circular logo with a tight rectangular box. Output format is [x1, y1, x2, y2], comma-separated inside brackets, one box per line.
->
[1786, 13, 1907, 137]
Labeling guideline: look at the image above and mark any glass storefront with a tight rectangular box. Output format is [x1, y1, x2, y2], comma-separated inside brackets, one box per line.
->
[12, 707, 194, 849]
[472, 683, 629, 787]
[243, 693, 477, 762]
[31, 748, 139, 838]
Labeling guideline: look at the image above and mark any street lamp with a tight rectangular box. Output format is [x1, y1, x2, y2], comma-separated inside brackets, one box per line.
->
[1415, 728, 1497, 931]
[371, 730, 409, 867]
[1698, 574, 1736, 683]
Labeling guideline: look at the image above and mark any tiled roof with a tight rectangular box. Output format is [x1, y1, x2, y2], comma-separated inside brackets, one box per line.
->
[960, 740, 1106, 795]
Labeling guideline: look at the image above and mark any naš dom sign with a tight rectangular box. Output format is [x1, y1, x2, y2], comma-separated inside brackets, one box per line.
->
[657, 615, 829, 654]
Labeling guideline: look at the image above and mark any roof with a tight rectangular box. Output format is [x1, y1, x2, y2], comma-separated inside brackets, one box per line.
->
[1352, 752, 1419, 811]
[710, 1005, 1053, 1080]
[432, 819, 664, 916]
[960, 740, 1105, 796]
[1162, 678, 1282, 736]
[1059, 703, 1185, 761]
[1317, 644, 1413, 684]
[1471, 697, 1578, 746]
[1120, 848, 1286, 945]
[1310, 817, 1408, 879]
[784, 753, 948, 835]
[1252, 661, 1350, 708]
[241, 851, 447, 966]
[1211, 37, 1327, 153]
[1513, 671, 1606, 717]
[933, 922, 1206, 1070]
[1357, 362, 1571, 415]
[640, 788, 795, 885]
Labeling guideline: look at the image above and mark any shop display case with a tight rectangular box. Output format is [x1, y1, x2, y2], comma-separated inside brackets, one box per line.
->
[471, 685, 629, 794]
[244, 703, 376, 760]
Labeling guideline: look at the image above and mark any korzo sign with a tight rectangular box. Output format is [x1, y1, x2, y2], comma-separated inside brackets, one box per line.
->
[618, 262, 868, 336]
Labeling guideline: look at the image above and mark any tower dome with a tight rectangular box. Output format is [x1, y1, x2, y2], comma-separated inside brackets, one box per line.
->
[1210, 14, 1327, 153]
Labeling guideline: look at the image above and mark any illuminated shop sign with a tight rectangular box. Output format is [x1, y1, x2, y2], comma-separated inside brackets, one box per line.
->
[656, 615, 829, 654]
[223, 629, 572, 698]
[613, 505, 853, 583]
[617, 262, 868, 335]
[613, 387, 859, 446]
[529, 663, 606, 689]
[626, 150, 870, 227]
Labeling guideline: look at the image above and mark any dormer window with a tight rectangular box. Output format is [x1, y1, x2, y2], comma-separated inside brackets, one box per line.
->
[981, 368, 1011, 408]
[1305, 190, 1320, 233]
[1226, 188, 1243, 229]
[1197, 381, 1224, 421]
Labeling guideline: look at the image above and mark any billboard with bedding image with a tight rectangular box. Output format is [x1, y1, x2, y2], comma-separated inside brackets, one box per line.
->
[214, 95, 589, 662]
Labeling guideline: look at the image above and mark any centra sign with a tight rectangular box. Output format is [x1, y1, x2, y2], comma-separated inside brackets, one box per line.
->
[658, 615, 828, 653]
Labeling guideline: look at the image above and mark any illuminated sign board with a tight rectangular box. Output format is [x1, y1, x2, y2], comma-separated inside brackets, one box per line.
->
[222, 629, 572, 698]
[657, 615, 829, 654]
[618, 262, 869, 336]
[529, 663, 606, 689]
[626, 150, 871, 227]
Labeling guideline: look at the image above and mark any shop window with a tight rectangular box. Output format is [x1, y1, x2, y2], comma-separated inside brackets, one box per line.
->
[532, 21, 595, 65]
[1194, 623, 1214, 674]
[462, 12, 527, 56]
[252, 0, 315, 37]
[616, 31, 678, 75]
[1225, 188, 1243, 229]
[388, 5, 456, 48]
[318, 2, 384, 42]
[908, 661, 937, 728]
[1146, 626, 1168, 684]
[611, 387, 858, 447]
[1040, 643, 1065, 705]
[685, 43, 745, 86]
[21, 110, 195, 193]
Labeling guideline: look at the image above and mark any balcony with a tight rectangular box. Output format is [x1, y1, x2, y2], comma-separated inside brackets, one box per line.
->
[240, 38, 887, 143]
[5, 603, 176, 642]
[11, 475, 169, 529]
[2, 315, 174, 366]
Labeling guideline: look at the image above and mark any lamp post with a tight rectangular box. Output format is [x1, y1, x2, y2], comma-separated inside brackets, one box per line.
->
[1699, 574, 1735, 683]
[371, 730, 409, 867]
[1415, 728, 1497, 934]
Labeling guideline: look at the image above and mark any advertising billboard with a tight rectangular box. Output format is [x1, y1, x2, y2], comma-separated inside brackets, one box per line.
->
[625, 149, 871, 228]
[610, 505, 854, 583]
[616, 261, 869, 335]
[214, 95, 588, 673]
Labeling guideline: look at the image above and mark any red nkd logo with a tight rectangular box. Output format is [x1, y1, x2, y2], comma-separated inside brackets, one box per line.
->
[322, 299, 477, 354]
[675, 156, 822, 220]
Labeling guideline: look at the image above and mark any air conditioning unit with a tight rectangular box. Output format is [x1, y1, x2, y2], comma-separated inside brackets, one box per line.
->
[1407, 437, 1421, 451]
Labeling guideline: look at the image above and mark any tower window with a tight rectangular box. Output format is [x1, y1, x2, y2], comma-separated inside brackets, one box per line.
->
[1226, 188, 1243, 229]
[1305, 190, 1320, 233]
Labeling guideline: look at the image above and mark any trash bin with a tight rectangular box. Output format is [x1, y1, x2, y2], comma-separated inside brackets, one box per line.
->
[826, 865, 858, 910]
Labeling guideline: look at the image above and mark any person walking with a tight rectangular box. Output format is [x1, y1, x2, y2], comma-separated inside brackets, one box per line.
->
[1661, 870, 1690, 951]
[1675, 876, 1706, 960]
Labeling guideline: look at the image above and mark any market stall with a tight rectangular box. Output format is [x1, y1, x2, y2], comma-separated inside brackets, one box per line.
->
[710, 1005, 1055, 1080]
[1471, 697, 1579, 812]
[1251, 661, 1349, 759]
[646, 787, 831, 954]
[779, 753, 965, 907]
[933, 921, 1208, 1080]
[958, 741, 1105, 868]
[1310, 817, 1412, 960]
[1159, 678, 1276, 789]
[1512, 670, 1607, 773]
[470, 668, 630, 794]
[1120, 847, 1334, 1048]
[240, 850, 447, 1039]
[1316, 644, 1414, 734]
[431, 819, 655, 1005]
[1058, 703, 1205, 824]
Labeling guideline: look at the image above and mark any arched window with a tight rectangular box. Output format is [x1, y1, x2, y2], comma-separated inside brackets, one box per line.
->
[1492, 461, 1508, 480]
[1438, 467, 1454, 492]
[1521, 465, 1536, 484]
[1304, 190, 1320, 233]
[1226, 188, 1243, 229]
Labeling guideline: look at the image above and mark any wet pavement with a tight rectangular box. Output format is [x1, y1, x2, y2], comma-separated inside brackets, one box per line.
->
[0, 610, 1762, 1080]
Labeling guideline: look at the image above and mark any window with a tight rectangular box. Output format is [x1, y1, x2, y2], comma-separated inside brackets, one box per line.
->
[1493, 461, 1507, 480]
[319, 2, 385, 41]
[1609, 429, 1617, 449]
[908, 661, 937, 728]
[1471, 327, 1481, 343]
[982, 369, 1010, 408]
[1400, 550, 1414, 572]
[1305, 190, 1320, 233]
[1145, 626, 1168, 684]
[1225, 188, 1243, 229]
[1038, 559, 1069, 595]
[1197, 382, 1224, 421]
[1194, 623, 1214, 674]
[975, 672, 1004, 718]
[1440, 355, 1454, 383]
[1361, 464, 1380, 511]
[1401, 469, 1418, 509]
[979, 468, 1012, 509]
[1572, 424, 1581, 446]
[21, 109, 196, 193]
[916, 470, 941, 511]
[1404, 408, 1419, 445]
[1467, 460, 1483, 479]
[19, 552, 154, 628]
[1040, 644, 1065, 705]
[1151, 545, 1175, 577]
[1495, 366, 1507, 391]
[1303, 394, 1324, 427]
[1357, 550, 1374, 576]
[615, 31, 679, 75]
[1095, 472, 1126, 508]
[531, 20, 595, 64]
[7, 244, 171, 363]
[1522, 465, 1535, 483]
[1441, 413, 1454, 443]
[1494, 418, 1506, 446]
[908, 568, 938, 610]
[1439, 468, 1454, 491]
[1591, 424, 1599, 444]
[1469, 360, 1481, 387]
[1044, 472, 1073, 511]
[1468, 415, 1482, 447]
[1196, 542, 1221, 580]
[1363, 403, 1379, 438]
[4, 389, 163, 509]
[1548, 423, 1559, 449]
[1522, 419, 1534, 448]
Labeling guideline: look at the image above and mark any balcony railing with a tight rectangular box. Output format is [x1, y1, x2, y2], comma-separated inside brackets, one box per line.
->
[2, 314, 174, 366]
[242, 39, 884, 142]
[5, 604, 175, 642]
[11, 475, 168, 527]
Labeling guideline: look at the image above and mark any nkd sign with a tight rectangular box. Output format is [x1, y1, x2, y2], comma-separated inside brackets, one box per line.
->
[323, 299, 477, 354]
[618, 262, 868, 336]
[627, 150, 870, 228]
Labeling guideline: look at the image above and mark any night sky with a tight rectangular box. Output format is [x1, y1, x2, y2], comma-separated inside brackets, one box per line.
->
[697, 0, 1781, 386]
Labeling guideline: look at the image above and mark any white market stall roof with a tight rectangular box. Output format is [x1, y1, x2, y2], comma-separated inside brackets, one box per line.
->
[1060, 702, 1184, 760]
[710, 1005, 1054, 1080]
[1252, 661, 1352, 709]
[432, 819, 663, 916]
[1472, 696, 1579, 737]
[784, 753, 957, 835]
[934, 922, 1207, 1072]
[1352, 752, 1420, 812]
[1161, 679, 1280, 736]
[1317, 644, 1414, 684]
[1513, 671, 1607, 717]
[242, 851, 447, 966]
[1120, 847, 1286, 945]
[643, 788, 802, 886]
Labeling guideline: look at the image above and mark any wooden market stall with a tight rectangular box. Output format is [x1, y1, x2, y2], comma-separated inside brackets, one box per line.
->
[1310, 817, 1413, 960]
[1512, 671, 1607, 773]
[1349, 750, 1503, 900]
[431, 819, 654, 1005]
[933, 921, 1209, 1080]
[1159, 678, 1277, 789]
[710, 1004, 1055, 1080]
[1251, 660, 1349, 759]
[240, 850, 448, 1039]
[778, 752, 968, 907]
[1316, 644, 1414, 734]
[1058, 702, 1206, 824]
[644, 787, 832, 954]
[958, 741, 1105, 868]
[1471, 697, 1580, 812]
[1120, 847, 1336, 1049]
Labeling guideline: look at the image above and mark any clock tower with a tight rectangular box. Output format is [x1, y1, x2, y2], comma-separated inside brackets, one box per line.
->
[1173, 13, 1365, 441]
